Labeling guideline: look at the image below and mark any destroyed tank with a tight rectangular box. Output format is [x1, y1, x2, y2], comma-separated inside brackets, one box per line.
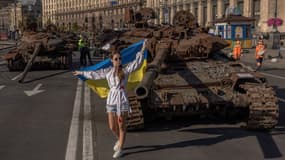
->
[108, 8, 279, 130]
[2, 26, 77, 72]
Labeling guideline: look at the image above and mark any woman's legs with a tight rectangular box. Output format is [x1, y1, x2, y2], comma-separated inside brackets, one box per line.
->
[117, 112, 128, 149]
[108, 112, 119, 139]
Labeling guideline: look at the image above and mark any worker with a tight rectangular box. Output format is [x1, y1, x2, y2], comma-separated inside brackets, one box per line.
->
[255, 40, 266, 71]
[232, 40, 242, 60]
[78, 35, 86, 66]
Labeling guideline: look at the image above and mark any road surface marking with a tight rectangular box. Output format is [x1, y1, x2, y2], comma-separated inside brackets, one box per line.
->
[24, 83, 45, 96]
[278, 97, 285, 103]
[261, 72, 285, 80]
[0, 61, 6, 65]
[65, 80, 82, 160]
[83, 84, 94, 160]
[0, 85, 5, 91]
[246, 66, 285, 80]
[11, 73, 23, 81]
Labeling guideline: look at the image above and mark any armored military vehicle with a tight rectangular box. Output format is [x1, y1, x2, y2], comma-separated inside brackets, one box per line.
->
[107, 8, 279, 130]
[1, 31, 76, 72]
[1, 26, 78, 82]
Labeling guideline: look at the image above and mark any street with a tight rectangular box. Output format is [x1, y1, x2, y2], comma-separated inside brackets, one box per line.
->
[0, 47, 285, 160]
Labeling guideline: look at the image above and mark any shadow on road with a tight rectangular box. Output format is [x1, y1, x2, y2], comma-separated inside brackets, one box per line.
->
[125, 87, 285, 159]
[259, 67, 285, 71]
[125, 126, 285, 159]
[22, 70, 70, 83]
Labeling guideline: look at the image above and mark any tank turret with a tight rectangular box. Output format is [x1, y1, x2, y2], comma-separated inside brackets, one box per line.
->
[106, 8, 278, 131]
[1, 27, 78, 82]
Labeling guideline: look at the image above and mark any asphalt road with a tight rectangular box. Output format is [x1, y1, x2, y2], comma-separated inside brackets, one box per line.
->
[92, 51, 285, 160]
[0, 48, 284, 160]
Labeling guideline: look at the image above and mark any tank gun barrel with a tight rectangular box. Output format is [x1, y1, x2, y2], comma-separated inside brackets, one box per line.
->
[135, 42, 170, 99]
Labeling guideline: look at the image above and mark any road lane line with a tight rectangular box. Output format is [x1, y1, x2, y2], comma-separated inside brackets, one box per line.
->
[0, 85, 5, 91]
[83, 84, 94, 160]
[278, 97, 285, 103]
[261, 72, 285, 80]
[0, 61, 6, 65]
[11, 73, 23, 81]
[24, 83, 45, 96]
[65, 80, 82, 160]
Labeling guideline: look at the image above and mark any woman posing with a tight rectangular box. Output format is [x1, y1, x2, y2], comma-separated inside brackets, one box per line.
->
[73, 40, 147, 158]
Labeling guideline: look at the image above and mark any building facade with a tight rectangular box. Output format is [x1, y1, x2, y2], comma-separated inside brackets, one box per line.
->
[41, 0, 284, 33]
[0, 7, 10, 33]
[147, 0, 285, 33]
[42, 0, 144, 32]
[8, 2, 23, 32]
[0, 0, 42, 33]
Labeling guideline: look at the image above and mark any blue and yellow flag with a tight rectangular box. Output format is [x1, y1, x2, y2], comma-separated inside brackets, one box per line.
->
[78, 40, 147, 98]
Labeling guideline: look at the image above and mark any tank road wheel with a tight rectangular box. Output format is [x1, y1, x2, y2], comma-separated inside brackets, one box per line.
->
[127, 94, 144, 130]
[9, 58, 25, 71]
[245, 85, 279, 130]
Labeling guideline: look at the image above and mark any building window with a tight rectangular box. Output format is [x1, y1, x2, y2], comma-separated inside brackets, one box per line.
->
[224, 0, 229, 14]
[202, 1, 207, 26]
[237, 0, 244, 15]
[252, 0, 260, 28]
[194, 2, 198, 17]
[212, 0, 217, 21]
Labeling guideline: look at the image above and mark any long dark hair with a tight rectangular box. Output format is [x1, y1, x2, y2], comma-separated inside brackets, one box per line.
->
[110, 52, 125, 83]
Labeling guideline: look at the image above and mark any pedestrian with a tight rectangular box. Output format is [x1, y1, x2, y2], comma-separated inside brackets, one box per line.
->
[232, 40, 242, 61]
[255, 40, 266, 71]
[78, 35, 93, 66]
[78, 35, 86, 66]
[83, 38, 93, 66]
[73, 40, 147, 158]
[278, 41, 284, 59]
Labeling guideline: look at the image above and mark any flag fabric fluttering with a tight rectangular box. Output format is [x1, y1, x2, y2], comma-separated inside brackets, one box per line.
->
[78, 40, 148, 98]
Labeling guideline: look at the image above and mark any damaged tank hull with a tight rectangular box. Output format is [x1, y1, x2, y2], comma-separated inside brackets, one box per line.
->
[106, 8, 278, 130]
[1, 31, 77, 72]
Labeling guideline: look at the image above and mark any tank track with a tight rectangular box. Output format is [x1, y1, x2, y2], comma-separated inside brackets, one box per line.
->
[127, 94, 144, 130]
[245, 84, 279, 129]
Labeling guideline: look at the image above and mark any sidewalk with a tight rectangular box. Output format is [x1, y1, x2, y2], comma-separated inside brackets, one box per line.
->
[240, 48, 285, 70]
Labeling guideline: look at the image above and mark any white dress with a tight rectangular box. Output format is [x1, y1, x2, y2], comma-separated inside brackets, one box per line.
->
[82, 48, 145, 115]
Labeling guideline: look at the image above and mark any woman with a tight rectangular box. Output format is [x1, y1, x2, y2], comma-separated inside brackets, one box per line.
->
[73, 40, 147, 158]
[255, 40, 266, 71]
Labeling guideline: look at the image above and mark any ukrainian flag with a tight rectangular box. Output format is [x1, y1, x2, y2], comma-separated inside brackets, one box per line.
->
[78, 40, 148, 98]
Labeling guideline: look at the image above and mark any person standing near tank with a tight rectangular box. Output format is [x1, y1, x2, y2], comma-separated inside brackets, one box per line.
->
[73, 40, 147, 158]
[83, 36, 93, 66]
[232, 40, 242, 61]
[278, 41, 284, 59]
[255, 40, 266, 71]
[78, 35, 93, 66]
[78, 35, 87, 66]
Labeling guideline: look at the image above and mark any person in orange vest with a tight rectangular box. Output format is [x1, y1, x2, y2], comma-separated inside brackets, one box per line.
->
[255, 40, 266, 71]
[232, 40, 242, 60]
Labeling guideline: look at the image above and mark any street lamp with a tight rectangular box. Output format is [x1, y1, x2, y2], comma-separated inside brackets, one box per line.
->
[271, 0, 280, 49]
[13, 0, 17, 40]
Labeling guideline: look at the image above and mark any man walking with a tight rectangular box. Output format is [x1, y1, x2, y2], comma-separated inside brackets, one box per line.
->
[278, 41, 284, 59]
[232, 40, 242, 61]
[78, 35, 93, 66]
[255, 40, 266, 71]
[78, 35, 86, 66]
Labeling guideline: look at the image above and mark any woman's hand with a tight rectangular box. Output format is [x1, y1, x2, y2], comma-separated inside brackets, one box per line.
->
[142, 39, 147, 50]
[73, 71, 82, 76]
